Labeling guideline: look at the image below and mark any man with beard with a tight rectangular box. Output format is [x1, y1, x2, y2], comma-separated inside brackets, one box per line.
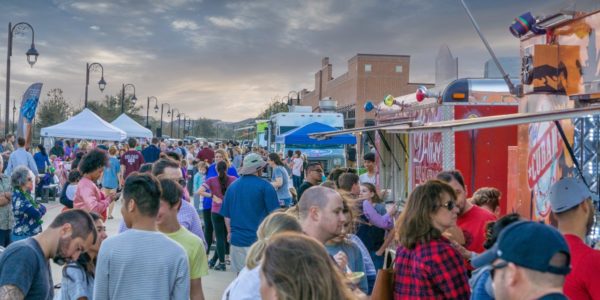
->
[296, 162, 324, 201]
[0, 209, 97, 300]
[473, 221, 571, 300]
[548, 178, 600, 300]
[437, 170, 497, 254]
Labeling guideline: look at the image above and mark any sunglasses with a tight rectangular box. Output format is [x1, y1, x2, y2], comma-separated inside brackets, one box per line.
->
[440, 200, 456, 211]
[490, 261, 509, 279]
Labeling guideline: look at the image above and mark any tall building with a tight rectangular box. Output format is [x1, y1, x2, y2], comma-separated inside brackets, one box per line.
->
[300, 54, 433, 128]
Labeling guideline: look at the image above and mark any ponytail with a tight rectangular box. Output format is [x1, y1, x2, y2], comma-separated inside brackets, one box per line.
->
[217, 161, 228, 196]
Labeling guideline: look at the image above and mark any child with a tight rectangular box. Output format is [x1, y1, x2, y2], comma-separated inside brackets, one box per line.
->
[193, 161, 208, 214]
[60, 170, 82, 211]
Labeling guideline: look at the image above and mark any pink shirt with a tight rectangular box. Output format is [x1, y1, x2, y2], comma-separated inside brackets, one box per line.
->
[74, 177, 109, 215]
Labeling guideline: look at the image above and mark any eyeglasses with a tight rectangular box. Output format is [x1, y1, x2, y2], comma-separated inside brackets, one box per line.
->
[440, 200, 456, 211]
[490, 261, 509, 279]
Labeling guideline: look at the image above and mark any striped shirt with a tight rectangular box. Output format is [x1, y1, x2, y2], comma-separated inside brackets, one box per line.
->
[94, 229, 190, 300]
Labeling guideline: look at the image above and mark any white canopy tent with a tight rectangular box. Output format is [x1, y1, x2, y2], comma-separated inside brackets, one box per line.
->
[111, 113, 153, 139]
[40, 108, 127, 141]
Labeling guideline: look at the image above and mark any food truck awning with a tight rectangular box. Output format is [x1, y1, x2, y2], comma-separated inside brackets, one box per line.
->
[310, 105, 600, 138]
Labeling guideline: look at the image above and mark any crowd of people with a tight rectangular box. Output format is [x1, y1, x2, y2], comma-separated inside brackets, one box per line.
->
[0, 135, 597, 300]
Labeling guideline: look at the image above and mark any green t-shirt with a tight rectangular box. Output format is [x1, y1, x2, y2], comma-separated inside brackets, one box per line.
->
[165, 227, 208, 279]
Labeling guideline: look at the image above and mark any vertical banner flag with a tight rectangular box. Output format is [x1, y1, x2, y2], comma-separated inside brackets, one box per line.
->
[16, 83, 43, 148]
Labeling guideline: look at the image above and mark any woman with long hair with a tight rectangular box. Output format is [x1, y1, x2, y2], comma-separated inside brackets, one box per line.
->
[202, 148, 239, 259]
[267, 153, 292, 207]
[33, 144, 51, 174]
[260, 232, 358, 300]
[56, 211, 108, 299]
[326, 197, 370, 294]
[223, 212, 302, 300]
[394, 180, 470, 299]
[356, 182, 396, 271]
[198, 160, 236, 271]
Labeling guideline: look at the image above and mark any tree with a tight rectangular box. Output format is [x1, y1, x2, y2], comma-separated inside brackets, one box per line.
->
[257, 101, 288, 119]
[72, 92, 144, 122]
[192, 118, 216, 138]
[37, 88, 72, 129]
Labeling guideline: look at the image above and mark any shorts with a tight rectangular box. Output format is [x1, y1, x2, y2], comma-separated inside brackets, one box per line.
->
[230, 245, 251, 273]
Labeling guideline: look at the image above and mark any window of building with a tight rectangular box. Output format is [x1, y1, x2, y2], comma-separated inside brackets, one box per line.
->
[365, 64, 372, 72]
[395, 65, 403, 73]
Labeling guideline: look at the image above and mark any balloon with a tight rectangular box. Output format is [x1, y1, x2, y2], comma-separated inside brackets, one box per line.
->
[364, 101, 375, 112]
[384, 94, 395, 107]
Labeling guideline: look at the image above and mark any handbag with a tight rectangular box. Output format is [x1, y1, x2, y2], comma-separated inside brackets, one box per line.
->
[370, 249, 395, 300]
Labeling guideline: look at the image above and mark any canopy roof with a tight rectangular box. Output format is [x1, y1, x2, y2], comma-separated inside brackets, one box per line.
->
[275, 122, 356, 145]
[111, 113, 153, 139]
[40, 108, 127, 141]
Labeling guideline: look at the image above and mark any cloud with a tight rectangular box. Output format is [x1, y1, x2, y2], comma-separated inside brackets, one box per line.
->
[69, 2, 116, 14]
[207, 16, 253, 30]
[90, 25, 100, 31]
[171, 20, 199, 31]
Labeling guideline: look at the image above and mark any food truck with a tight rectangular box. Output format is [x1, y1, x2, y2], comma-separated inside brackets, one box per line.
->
[312, 8, 600, 227]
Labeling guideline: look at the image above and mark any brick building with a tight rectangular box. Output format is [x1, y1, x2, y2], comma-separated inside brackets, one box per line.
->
[300, 54, 433, 128]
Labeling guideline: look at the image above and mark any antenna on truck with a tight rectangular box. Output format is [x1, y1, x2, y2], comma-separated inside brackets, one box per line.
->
[459, 0, 521, 97]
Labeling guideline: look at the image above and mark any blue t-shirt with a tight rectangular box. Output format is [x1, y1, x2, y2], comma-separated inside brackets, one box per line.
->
[220, 175, 280, 247]
[271, 166, 291, 201]
[0, 238, 53, 299]
[33, 152, 50, 173]
[141, 144, 161, 163]
[102, 156, 121, 189]
[203, 164, 238, 210]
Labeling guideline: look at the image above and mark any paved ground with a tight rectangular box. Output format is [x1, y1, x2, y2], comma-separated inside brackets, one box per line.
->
[43, 200, 237, 300]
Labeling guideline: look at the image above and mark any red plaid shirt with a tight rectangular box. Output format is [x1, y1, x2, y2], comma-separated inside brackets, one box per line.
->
[394, 236, 470, 299]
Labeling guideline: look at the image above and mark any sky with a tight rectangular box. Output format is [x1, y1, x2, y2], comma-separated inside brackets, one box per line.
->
[0, 0, 598, 122]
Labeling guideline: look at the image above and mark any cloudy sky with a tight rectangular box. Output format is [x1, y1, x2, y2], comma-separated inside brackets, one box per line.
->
[0, 0, 598, 122]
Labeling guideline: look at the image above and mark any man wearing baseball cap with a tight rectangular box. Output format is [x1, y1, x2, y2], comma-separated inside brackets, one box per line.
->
[472, 221, 571, 300]
[220, 153, 280, 273]
[548, 177, 600, 300]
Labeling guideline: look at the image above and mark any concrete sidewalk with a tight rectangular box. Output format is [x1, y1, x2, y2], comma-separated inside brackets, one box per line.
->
[44, 200, 237, 299]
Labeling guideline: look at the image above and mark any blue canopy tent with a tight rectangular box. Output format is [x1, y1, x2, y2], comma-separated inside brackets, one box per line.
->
[275, 122, 356, 145]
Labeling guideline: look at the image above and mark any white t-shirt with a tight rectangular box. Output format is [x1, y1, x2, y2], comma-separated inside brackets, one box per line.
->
[359, 172, 376, 185]
[291, 157, 303, 176]
[222, 266, 261, 300]
[66, 184, 78, 200]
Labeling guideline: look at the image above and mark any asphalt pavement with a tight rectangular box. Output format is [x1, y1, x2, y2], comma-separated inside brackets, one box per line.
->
[43, 199, 237, 300]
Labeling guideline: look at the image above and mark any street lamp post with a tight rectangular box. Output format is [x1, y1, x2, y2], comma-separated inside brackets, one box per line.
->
[120, 83, 137, 114]
[170, 108, 180, 138]
[84, 62, 106, 108]
[12, 99, 16, 133]
[159, 103, 171, 138]
[5, 22, 39, 136]
[288, 91, 300, 105]
[146, 96, 159, 128]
